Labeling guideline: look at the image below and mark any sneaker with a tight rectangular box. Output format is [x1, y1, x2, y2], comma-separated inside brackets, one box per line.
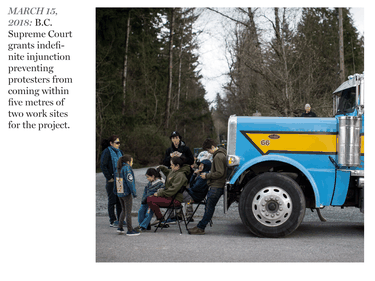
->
[110, 222, 115, 227]
[188, 226, 205, 235]
[133, 226, 141, 232]
[117, 227, 125, 234]
[126, 229, 140, 236]
[134, 226, 146, 232]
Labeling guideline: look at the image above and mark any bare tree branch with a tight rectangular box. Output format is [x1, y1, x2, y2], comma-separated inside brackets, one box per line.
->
[206, 7, 250, 28]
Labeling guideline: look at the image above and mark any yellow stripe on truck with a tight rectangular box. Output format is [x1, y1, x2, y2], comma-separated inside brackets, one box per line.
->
[244, 132, 337, 155]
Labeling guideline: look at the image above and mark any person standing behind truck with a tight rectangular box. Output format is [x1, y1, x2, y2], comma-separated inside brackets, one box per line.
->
[301, 103, 317, 117]
[188, 138, 227, 235]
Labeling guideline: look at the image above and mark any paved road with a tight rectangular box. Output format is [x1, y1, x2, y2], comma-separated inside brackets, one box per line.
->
[96, 216, 363, 262]
[96, 168, 364, 262]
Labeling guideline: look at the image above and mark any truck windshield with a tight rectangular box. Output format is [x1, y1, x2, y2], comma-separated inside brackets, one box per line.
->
[336, 87, 356, 115]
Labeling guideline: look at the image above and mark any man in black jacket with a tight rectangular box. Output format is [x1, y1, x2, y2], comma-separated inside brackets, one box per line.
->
[162, 131, 194, 168]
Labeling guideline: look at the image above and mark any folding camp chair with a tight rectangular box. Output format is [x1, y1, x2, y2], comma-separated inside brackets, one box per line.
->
[186, 196, 213, 227]
[154, 186, 188, 234]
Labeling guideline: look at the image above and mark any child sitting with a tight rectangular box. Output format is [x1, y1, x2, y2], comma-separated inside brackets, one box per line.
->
[134, 168, 165, 232]
[183, 159, 212, 221]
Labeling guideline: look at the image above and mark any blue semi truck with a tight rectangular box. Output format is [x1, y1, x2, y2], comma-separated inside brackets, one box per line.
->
[225, 74, 364, 237]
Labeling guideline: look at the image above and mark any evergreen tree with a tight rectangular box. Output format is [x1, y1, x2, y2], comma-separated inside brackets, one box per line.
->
[96, 8, 213, 167]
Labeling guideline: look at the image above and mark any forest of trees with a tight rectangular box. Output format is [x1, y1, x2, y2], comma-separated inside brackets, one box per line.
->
[213, 7, 364, 139]
[96, 7, 364, 169]
[96, 8, 213, 168]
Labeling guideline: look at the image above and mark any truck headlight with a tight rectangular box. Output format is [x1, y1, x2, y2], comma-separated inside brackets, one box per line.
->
[228, 155, 240, 166]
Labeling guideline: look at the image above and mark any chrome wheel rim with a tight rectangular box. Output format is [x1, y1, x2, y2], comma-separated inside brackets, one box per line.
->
[252, 186, 292, 227]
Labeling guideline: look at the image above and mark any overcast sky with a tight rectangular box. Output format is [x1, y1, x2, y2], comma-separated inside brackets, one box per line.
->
[195, 7, 365, 105]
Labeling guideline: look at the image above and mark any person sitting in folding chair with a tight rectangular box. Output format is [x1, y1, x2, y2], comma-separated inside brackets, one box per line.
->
[147, 156, 190, 226]
[134, 168, 165, 233]
[183, 159, 212, 222]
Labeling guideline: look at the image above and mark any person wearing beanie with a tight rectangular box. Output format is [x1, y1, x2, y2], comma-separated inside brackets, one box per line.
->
[162, 131, 194, 168]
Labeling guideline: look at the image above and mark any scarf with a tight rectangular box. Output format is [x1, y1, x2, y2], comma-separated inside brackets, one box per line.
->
[108, 146, 122, 177]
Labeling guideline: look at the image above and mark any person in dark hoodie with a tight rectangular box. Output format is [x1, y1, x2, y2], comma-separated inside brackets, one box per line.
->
[162, 131, 194, 168]
[188, 138, 227, 235]
[183, 159, 212, 222]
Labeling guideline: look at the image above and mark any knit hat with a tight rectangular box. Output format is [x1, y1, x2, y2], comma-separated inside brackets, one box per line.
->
[197, 150, 213, 163]
[305, 104, 311, 109]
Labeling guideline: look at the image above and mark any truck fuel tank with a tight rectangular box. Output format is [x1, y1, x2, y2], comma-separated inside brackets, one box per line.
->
[338, 116, 362, 167]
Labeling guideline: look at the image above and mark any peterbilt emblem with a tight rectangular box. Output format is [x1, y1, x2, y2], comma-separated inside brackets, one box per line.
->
[268, 134, 280, 140]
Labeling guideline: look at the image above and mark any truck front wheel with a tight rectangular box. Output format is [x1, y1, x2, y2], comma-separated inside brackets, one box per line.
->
[239, 172, 306, 238]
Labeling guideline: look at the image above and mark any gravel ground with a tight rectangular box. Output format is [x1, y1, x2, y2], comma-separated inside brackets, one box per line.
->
[96, 167, 364, 224]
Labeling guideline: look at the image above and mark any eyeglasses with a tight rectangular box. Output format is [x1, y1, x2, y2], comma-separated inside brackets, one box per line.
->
[114, 141, 120, 144]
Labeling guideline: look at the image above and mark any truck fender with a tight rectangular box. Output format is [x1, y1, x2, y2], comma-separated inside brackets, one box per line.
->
[229, 154, 321, 207]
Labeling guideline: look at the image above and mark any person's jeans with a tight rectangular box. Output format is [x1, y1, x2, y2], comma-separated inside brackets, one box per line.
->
[197, 187, 224, 230]
[105, 181, 122, 223]
[138, 204, 154, 228]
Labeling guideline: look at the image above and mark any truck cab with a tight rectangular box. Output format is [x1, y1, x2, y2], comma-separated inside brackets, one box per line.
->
[225, 74, 364, 237]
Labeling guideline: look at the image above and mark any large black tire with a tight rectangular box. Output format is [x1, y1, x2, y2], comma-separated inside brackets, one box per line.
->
[239, 172, 306, 238]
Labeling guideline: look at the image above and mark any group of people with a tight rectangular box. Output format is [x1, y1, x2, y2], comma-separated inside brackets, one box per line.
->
[100, 131, 227, 236]
[99, 103, 317, 236]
